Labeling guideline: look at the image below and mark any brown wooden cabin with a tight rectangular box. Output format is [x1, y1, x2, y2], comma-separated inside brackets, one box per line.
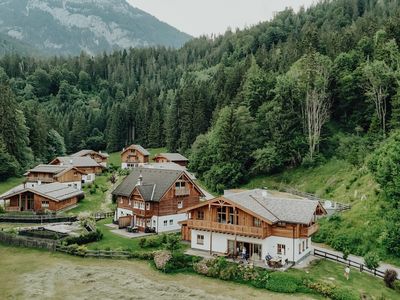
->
[72, 149, 109, 167]
[1, 182, 84, 213]
[49, 156, 104, 181]
[153, 153, 189, 167]
[113, 168, 204, 232]
[24, 164, 85, 189]
[121, 145, 150, 168]
[179, 189, 327, 263]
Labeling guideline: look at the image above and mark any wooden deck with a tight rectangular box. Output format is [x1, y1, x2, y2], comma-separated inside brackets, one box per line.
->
[186, 219, 266, 238]
[300, 224, 319, 237]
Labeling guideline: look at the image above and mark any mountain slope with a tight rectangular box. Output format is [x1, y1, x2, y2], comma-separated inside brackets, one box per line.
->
[0, 32, 38, 56]
[0, 0, 192, 55]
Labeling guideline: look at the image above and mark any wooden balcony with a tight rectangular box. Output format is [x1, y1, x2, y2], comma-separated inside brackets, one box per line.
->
[175, 187, 190, 196]
[300, 223, 319, 237]
[27, 177, 54, 183]
[187, 219, 265, 238]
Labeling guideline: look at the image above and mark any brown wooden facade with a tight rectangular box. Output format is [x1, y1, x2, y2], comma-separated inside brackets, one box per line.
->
[4, 192, 78, 213]
[121, 146, 149, 164]
[180, 197, 324, 241]
[26, 168, 83, 185]
[153, 155, 188, 167]
[116, 173, 202, 230]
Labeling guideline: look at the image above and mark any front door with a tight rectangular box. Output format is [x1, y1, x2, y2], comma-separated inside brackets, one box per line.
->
[228, 240, 262, 261]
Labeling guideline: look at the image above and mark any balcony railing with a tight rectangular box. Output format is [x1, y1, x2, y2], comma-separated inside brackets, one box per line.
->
[27, 177, 54, 183]
[187, 219, 265, 238]
[5, 206, 21, 212]
[300, 223, 319, 237]
[175, 187, 190, 196]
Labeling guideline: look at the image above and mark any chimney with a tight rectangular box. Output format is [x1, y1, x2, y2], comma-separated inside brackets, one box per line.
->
[69, 159, 73, 164]
[137, 173, 143, 186]
[123, 147, 125, 152]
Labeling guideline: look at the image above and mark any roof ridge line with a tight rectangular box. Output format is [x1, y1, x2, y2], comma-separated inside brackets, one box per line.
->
[249, 194, 280, 222]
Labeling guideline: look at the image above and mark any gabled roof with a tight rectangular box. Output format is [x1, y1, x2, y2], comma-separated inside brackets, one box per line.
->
[112, 167, 203, 201]
[154, 153, 188, 162]
[184, 189, 326, 225]
[50, 156, 103, 168]
[25, 164, 85, 177]
[142, 162, 196, 180]
[122, 144, 150, 156]
[72, 149, 109, 158]
[0, 182, 84, 202]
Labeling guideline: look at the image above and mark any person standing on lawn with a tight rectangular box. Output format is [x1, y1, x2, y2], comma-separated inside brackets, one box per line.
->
[344, 265, 350, 280]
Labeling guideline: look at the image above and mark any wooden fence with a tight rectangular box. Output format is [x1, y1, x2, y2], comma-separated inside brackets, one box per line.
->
[92, 211, 114, 221]
[0, 231, 57, 251]
[314, 248, 390, 279]
[0, 214, 77, 223]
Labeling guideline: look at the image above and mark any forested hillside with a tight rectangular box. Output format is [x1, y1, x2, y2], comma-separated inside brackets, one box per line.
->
[1, 0, 400, 190]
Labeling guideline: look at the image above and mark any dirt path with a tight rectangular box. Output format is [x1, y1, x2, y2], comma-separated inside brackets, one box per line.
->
[0, 245, 315, 300]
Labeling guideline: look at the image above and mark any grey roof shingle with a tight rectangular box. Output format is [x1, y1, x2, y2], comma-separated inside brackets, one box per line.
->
[156, 153, 188, 162]
[52, 156, 101, 168]
[112, 168, 184, 201]
[72, 149, 109, 158]
[0, 182, 83, 202]
[123, 145, 150, 156]
[142, 162, 196, 180]
[224, 189, 320, 225]
[27, 164, 69, 174]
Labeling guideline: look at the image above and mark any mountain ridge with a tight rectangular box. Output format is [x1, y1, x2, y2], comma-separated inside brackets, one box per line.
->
[0, 0, 192, 55]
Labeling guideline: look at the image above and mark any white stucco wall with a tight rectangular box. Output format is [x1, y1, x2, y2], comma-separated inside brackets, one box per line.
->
[190, 230, 312, 263]
[82, 173, 95, 183]
[152, 213, 187, 233]
[116, 208, 133, 220]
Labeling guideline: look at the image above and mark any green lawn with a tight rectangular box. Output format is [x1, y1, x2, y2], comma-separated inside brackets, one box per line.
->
[87, 217, 184, 252]
[242, 158, 377, 205]
[0, 177, 25, 195]
[290, 259, 399, 299]
[67, 174, 114, 215]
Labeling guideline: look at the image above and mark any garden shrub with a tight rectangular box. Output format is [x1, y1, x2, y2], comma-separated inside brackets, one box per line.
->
[153, 250, 172, 271]
[265, 272, 302, 293]
[163, 253, 200, 273]
[0, 205, 5, 213]
[251, 271, 270, 288]
[139, 237, 146, 248]
[331, 287, 359, 300]
[394, 280, 400, 293]
[364, 251, 380, 270]
[384, 269, 398, 289]
[237, 264, 259, 282]
[164, 234, 181, 251]
[219, 264, 240, 281]
[64, 229, 103, 245]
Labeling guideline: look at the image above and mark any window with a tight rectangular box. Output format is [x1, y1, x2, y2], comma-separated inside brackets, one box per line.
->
[177, 201, 183, 209]
[73, 183, 78, 189]
[197, 211, 204, 220]
[139, 202, 145, 210]
[128, 200, 131, 206]
[163, 220, 168, 226]
[120, 198, 123, 204]
[277, 222, 286, 227]
[133, 201, 139, 209]
[299, 243, 302, 254]
[169, 219, 173, 225]
[302, 241, 305, 252]
[197, 234, 204, 245]
[306, 239, 309, 249]
[277, 244, 286, 255]
[42, 200, 49, 208]
[253, 217, 261, 227]
[146, 202, 150, 210]
[217, 206, 227, 223]
[175, 181, 186, 188]
[228, 207, 238, 224]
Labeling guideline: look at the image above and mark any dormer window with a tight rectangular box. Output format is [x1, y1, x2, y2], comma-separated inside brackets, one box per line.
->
[146, 203, 150, 210]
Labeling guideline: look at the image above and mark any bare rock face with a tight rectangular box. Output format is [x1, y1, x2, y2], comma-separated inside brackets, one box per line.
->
[0, 0, 192, 55]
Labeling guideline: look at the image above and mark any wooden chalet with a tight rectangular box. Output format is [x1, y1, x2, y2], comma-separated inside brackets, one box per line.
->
[24, 164, 85, 190]
[72, 149, 109, 167]
[112, 168, 204, 233]
[180, 189, 326, 264]
[0, 182, 84, 213]
[49, 156, 104, 183]
[121, 144, 150, 169]
[153, 153, 189, 167]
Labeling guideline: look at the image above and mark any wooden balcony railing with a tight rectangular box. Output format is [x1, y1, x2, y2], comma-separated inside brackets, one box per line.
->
[300, 223, 319, 237]
[5, 206, 21, 212]
[187, 219, 265, 238]
[27, 177, 54, 183]
[175, 188, 190, 196]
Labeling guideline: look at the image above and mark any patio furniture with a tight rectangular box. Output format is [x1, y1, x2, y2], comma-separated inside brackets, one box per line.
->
[268, 257, 283, 268]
